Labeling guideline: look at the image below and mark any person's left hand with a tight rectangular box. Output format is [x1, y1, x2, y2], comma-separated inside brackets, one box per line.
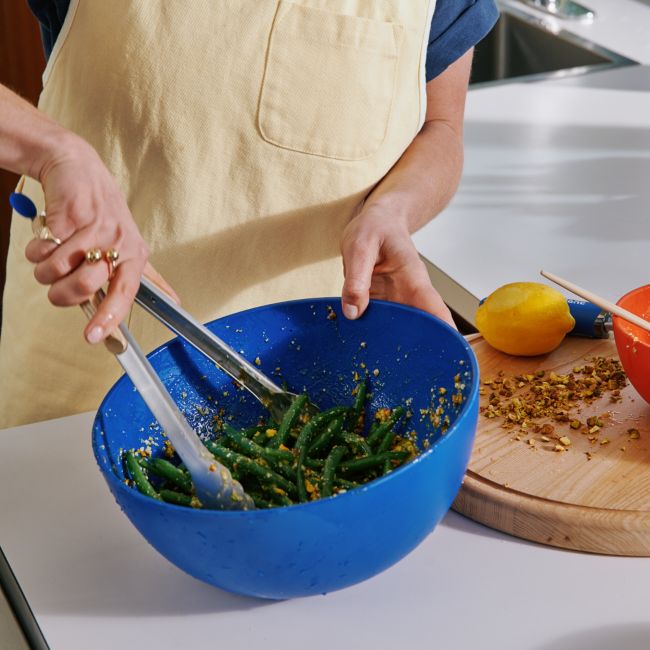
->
[340, 205, 455, 328]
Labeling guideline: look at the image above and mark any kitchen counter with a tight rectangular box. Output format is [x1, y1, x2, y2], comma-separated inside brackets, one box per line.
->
[415, 64, 650, 324]
[1, 412, 650, 650]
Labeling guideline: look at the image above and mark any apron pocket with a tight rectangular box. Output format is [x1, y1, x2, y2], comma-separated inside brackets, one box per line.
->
[258, 1, 403, 161]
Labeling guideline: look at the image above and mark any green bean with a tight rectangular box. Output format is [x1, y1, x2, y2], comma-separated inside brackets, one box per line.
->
[334, 477, 359, 490]
[258, 484, 294, 507]
[339, 431, 371, 456]
[295, 406, 347, 454]
[308, 416, 344, 456]
[348, 380, 367, 431]
[159, 489, 202, 508]
[366, 406, 405, 449]
[222, 425, 295, 480]
[295, 407, 347, 501]
[139, 457, 193, 494]
[377, 428, 398, 454]
[203, 440, 242, 480]
[208, 443, 298, 498]
[339, 451, 409, 475]
[303, 458, 324, 470]
[321, 445, 347, 498]
[252, 428, 270, 446]
[247, 493, 274, 509]
[125, 451, 160, 500]
[268, 393, 308, 449]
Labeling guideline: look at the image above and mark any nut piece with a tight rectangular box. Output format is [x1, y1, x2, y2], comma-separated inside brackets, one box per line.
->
[558, 436, 571, 447]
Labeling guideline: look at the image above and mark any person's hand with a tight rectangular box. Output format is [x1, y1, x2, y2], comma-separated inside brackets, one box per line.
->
[24, 133, 177, 344]
[340, 205, 455, 328]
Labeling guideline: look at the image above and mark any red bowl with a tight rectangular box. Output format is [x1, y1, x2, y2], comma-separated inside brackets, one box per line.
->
[612, 285, 650, 405]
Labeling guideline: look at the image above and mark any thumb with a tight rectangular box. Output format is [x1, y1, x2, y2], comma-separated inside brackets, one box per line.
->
[142, 261, 181, 304]
[340, 235, 379, 320]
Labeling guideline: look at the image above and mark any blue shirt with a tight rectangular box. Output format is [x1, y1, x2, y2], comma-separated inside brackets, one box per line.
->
[28, 0, 498, 81]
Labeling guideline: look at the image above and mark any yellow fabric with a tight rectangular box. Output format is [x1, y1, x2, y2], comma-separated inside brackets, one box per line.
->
[0, 0, 435, 428]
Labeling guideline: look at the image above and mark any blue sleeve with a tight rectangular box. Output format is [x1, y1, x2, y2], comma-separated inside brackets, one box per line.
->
[426, 0, 499, 81]
[26, 0, 71, 59]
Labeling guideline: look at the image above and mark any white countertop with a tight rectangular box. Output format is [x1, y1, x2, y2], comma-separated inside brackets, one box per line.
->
[415, 64, 650, 311]
[1, 412, 650, 650]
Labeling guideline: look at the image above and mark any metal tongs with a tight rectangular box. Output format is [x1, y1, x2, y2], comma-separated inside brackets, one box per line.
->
[135, 277, 312, 423]
[10, 191, 266, 510]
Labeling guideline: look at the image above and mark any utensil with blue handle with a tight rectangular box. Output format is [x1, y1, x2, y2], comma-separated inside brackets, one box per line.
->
[135, 276, 318, 423]
[9, 191, 253, 510]
[477, 294, 612, 339]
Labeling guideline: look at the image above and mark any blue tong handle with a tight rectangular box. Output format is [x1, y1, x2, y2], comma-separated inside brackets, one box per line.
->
[9, 191, 38, 219]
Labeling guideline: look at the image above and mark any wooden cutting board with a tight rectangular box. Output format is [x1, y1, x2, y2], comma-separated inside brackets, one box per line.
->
[453, 335, 650, 556]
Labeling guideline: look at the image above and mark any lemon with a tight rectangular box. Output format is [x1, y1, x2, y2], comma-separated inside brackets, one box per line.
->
[476, 282, 575, 356]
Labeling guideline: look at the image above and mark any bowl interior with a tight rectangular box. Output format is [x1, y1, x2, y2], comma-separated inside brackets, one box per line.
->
[613, 285, 650, 403]
[94, 298, 477, 493]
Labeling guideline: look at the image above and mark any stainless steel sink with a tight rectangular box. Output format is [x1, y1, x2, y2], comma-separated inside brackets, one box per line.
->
[470, 4, 636, 86]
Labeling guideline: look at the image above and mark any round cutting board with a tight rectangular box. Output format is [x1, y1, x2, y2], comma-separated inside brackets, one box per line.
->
[453, 335, 650, 556]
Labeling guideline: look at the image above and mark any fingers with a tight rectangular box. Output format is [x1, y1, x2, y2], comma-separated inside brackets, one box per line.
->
[32, 226, 111, 285]
[25, 237, 59, 263]
[83, 258, 144, 344]
[408, 277, 457, 329]
[340, 234, 380, 320]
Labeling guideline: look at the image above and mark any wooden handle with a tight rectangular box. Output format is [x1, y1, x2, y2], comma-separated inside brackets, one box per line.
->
[541, 270, 650, 334]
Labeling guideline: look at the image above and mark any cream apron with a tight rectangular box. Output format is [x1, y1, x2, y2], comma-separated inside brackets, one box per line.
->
[0, 0, 436, 427]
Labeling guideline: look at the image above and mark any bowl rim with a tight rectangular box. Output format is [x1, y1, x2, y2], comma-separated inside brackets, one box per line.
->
[612, 284, 650, 346]
[92, 297, 480, 516]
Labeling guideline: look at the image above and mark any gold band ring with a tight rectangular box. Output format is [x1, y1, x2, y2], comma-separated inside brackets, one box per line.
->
[105, 248, 119, 280]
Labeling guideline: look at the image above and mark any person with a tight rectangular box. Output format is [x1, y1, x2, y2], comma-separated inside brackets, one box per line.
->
[0, 0, 498, 428]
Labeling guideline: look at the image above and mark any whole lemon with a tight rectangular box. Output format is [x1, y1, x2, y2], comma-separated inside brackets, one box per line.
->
[476, 282, 575, 356]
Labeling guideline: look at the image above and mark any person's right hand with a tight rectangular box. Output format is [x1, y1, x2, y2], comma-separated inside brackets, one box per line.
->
[24, 133, 177, 344]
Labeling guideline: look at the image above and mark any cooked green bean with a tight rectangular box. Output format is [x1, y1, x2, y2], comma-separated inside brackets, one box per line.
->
[268, 393, 308, 449]
[125, 451, 160, 500]
[295, 406, 347, 454]
[159, 489, 202, 508]
[339, 431, 371, 456]
[258, 484, 294, 507]
[139, 457, 193, 494]
[295, 407, 346, 501]
[377, 428, 398, 454]
[222, 424, 296, 481]
[339, 451, 409, 475]
[247, 493, 275, 509]
[348, 379, 367, 431]
[334, 477, 359, 490]
[208, 443, 298, 498]
[366, 406, 405, 449]
[321, 445, 347, 498]
[309, 416, 345, 456]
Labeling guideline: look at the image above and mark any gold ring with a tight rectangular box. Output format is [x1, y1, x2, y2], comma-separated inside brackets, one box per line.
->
[105, 248, 119, 279]
[85, 248, 102, 263]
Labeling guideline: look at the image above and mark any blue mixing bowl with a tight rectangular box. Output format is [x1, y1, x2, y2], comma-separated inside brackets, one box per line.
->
[93, 298, 479, 599]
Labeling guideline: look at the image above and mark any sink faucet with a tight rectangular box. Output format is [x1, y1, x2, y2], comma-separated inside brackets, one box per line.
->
[518, 0, 596, 21]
